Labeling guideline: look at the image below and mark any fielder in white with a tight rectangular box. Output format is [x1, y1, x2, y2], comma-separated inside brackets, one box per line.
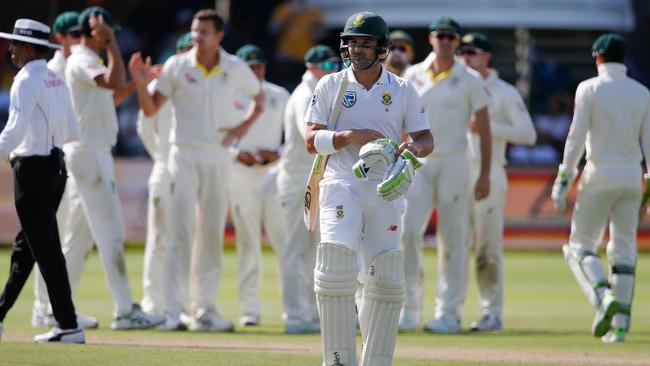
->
[399, 17, 492, 333]
[460, 33, 537, 331]
[130, 9, 263, 332]
[305, 12, 433, 366]
[277, 44, 340, 334]
[228, 44, 288, 327]
[137, 32, 193, 317]
[552, 33, 650, 343]
[37, 6, 165, 329]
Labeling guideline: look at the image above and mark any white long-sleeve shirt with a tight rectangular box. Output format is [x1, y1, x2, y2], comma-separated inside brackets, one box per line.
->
[562, 63, 650, 175]
[468, 69, 536, 167]
[0, 59, 79, 161]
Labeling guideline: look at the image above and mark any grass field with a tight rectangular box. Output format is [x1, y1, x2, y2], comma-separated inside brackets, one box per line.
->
[0, 247, 649, 366]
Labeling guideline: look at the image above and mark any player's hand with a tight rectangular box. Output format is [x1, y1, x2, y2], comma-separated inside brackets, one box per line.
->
[128, 53, 152, 86]
[147, 64, 163, 83]
[89, 13, 115, 44]
[343, 129, 385, 146]
[475, 173, 490, 201]
[256, 149, 279, 164]
[640, 173, 650, 217]
[220, 122, 250, 147]
[236, 151, 257, 166]
[551, 171, 572, 212]
[397, 142, 423, 157]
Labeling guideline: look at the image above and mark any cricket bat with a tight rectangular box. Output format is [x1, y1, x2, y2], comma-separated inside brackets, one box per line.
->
[303, 74, 349, 232]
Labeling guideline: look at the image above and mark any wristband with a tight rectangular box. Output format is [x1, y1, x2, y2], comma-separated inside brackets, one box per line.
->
[314, 129, 337, 155]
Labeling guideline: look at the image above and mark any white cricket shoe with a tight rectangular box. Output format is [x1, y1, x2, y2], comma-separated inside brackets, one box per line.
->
[284, 319, 320, 334]
[34, 327, 85, 344]
[470, 314, 502, 332]
[592, 290, 620, 337]
[159, 313, 188, 331]
[189, 307, 234, 332]
[111, 304, 165, 330]
[424, 315, 461, 333]
[32, 309, 98, 329]
[239, 315, 260, 326]
[602, 328, 625, 343]
[398, 311, 421, 332]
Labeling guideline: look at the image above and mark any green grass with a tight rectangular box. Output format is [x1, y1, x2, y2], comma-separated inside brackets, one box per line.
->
[0, 247, 648, 365]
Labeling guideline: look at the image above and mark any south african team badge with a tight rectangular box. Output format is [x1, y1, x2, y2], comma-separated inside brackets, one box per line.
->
[336, 205, 344, 218]
[382, 92, 392, 106]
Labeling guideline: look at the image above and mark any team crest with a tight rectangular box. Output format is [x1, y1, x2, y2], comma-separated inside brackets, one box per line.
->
[381, 92, 392, 105]
[342, 91, 357, 108]
[336, 205, 344, 218]
[353, 14, 365, 27]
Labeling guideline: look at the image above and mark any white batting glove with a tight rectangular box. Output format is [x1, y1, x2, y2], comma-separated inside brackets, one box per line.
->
[551, 165, 574, 212]
[377, 153, 418, 201]
[641, 173, 650, 216]
[352, 138, 399, 180]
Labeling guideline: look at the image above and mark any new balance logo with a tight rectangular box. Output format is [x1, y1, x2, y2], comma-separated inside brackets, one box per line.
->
[388, 225, 398, 231]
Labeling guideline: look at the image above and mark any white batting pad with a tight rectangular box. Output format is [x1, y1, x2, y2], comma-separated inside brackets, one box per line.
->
[563, 244, 609, 307]
[314, 243, 358, 366]
[359, 250, 405, 366]
[610, 264, 635, 330]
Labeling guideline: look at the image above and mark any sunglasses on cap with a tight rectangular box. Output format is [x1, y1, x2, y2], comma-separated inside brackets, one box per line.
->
[433, 32, 458, 41]
[316, 61, 341, 72]
[459, 47, 484, 56]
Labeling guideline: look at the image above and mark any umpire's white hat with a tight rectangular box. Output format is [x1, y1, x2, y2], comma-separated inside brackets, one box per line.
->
[0, 19, 60, 49]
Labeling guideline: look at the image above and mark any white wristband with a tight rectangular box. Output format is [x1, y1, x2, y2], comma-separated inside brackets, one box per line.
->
[314, 129, 338, 155]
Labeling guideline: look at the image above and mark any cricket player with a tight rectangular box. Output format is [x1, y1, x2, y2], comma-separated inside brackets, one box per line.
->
[130, 9, 263, 332]
[137, 32, 193, 317]
[384, 30, 414, 77]
[552, 33, 650, 343]
[460, 33, 537, 331]
[31, 10, 99, 330]
[277, 44, 340, 334]
[305, 12, 433, 365]
[229, 44, 289, 327]
[48, 6, 164, 329]
[399, 17, 492, 333]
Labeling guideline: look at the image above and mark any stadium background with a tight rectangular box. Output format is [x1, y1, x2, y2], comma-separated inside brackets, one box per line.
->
[0, 0, 649, 248]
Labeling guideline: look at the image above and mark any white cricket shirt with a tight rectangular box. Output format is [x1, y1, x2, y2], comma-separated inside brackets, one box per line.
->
[233, 80, 288, 153]
[137, 80, 173, 162]
[468, 69, 536, 167]
[48, 50, 66, 81]
[404, 53, 490, 156]
[156, 47, 260, 150]
[563, 62, 650, 174]
[305, 67, 429, 181]
[65, 44, 118, 148]
[0, 59, 79, 161]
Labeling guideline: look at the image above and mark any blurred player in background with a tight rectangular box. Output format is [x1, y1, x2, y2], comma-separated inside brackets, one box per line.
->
[277, 44, 339, 334]
[460, 32, 537, 331]
[229, 44, 288, 327]
[400, 17, 492, 333]
[384, 30, 414, 77]
[137, 32, 192, 318]
[305, 12, 433, 365]
[130, 9, 263, 332]
[552, 33, 650, 343]
[48, 11, 80, 79]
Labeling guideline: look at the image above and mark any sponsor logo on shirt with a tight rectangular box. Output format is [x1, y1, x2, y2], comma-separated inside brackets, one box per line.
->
[310, 91, 317, 105]
[388, 224, 398, 231]
[342, 91, 356, 108]
[185, 73, 198, 84]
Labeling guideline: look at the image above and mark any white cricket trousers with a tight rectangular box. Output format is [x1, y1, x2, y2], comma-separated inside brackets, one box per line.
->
[57, 145, 133, 315]
[468, 163, 507, 318]
[164, 145, 230, 318]
[401, 152, 470, 320]
[141, 160, 170, 315]
[569, 162, 640, 267]
[229, 163, 285, 319]
[277, 172, 319, 324]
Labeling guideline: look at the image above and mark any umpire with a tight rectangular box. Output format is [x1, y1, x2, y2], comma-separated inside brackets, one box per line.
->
[0, 19, 84, 344]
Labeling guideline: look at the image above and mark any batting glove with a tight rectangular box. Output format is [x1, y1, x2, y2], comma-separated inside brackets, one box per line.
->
[377, 154, 416, 201]
[641, 173, 650, 214]
[551, 165, 574, 213]
[353, 138, 399, 180]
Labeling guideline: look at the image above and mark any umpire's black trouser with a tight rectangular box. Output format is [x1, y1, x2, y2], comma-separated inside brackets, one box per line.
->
[0, 149, 78, 329]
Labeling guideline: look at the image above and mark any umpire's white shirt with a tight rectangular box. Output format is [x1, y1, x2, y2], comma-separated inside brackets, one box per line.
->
[155, 47, 260, 150]
[278, 71, 319, 195]
[468, 69, 536, 167]
[563, 63, 650, 175]
[0, 59, 79, 161]
[404, 53, 490, 156]
[234, 80, 289, 153]
[305, 67, 428, 181]
[66, 45, 118, 148]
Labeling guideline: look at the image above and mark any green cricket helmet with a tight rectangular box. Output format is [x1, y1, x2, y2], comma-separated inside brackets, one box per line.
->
[339, 11, 390, 68]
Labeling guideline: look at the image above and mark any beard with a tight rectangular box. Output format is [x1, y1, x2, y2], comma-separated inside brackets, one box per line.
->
[350, 53, 376, 70]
